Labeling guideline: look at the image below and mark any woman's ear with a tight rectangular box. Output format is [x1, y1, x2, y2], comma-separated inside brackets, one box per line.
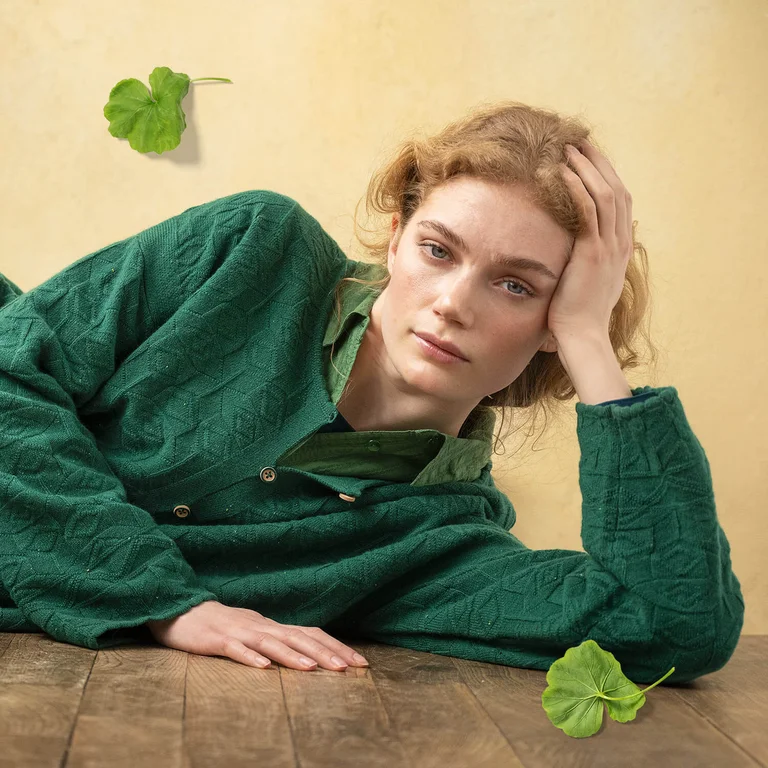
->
[539, 333, 558, 354]
[387, 214, 401, 275]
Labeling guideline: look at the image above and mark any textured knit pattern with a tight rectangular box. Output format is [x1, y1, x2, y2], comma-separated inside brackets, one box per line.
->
[0, 190, 744, 684]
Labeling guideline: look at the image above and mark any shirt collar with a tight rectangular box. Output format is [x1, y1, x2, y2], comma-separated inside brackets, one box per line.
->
[323, 259, 385, 349]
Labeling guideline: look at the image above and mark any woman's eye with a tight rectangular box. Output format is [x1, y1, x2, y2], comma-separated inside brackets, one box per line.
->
[503, 280, 533, 297]
[423, 242, 448, 260]
[421, 242, 534, 298]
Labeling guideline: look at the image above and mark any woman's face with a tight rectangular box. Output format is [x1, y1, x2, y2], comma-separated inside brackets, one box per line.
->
[376, 176, 572, 406]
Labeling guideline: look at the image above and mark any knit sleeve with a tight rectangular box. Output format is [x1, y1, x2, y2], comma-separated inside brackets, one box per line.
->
[595, 391, 656, 407]
[0, 273, 23, 309]
[0, 191, 296, 649]
[572, 384, 745, 680]
[389, 385, 744, 685]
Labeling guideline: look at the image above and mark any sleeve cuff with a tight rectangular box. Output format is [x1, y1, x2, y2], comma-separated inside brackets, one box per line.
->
[595, 390, 658, 407]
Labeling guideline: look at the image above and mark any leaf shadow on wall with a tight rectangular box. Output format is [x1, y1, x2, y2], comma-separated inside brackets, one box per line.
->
[141, 83, 201, 166]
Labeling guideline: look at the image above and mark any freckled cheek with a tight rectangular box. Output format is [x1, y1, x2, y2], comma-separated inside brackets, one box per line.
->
[486, 333, 524, 359]
[381, 281, 417, 342]
[403, 268, 431, 295]
[391, 271, 431, 318]
[484, 323, 544, 359]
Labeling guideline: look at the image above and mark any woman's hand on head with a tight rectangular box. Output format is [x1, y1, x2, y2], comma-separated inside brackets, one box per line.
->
[145, 600, 369, 671]
[547, 140, 634, 341]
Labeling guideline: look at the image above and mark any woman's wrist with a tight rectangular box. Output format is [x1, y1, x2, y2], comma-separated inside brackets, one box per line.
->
[554, 329, 633, 405]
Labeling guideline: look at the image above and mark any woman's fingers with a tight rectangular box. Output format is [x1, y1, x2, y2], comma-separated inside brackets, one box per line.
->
[576, 141, 633, 248]
[221, 635, 273, 668]
[235, 610, 368, 667]
[147, 600, 369, 673]
[280, 627, 353, 669]
[564, 143, 615, 240]
[560, 159, 598, 238]
[300, 626, 369, 666]
[280, 626, 371, 670]
[237, 625, 367, 671]
[238, 629, 324, 669]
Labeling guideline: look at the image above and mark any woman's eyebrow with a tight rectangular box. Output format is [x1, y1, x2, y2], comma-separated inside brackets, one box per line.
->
[417, 219, 558, 281]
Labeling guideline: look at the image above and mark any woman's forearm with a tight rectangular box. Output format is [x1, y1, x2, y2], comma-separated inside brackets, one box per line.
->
[556, 331, 633, 405]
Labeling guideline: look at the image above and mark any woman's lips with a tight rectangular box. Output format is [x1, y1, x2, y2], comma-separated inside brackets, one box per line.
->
[414, 333, 468, 363]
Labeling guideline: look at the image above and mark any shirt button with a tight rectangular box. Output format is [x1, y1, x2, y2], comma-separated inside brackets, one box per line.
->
[367, 440, 381, 452]
[173, 504, 191, 519]
[260, 467, 277, 482]
[338, 493, 356, 502]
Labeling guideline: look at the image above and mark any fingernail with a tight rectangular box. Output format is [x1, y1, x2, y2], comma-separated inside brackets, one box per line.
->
[299, 656, 316, 667]
[331, 655, 348, 668]
[352, 653, 369, 666]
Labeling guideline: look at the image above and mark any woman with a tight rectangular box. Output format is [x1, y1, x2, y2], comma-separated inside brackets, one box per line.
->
[0, 101, 744, 684]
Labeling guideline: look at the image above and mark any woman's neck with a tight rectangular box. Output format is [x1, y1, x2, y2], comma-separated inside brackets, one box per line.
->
[336, 304, 478, 437]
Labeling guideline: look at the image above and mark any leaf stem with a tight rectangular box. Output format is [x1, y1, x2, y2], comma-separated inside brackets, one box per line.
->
[190, 77, 233, 83]
[600, 667, 676, 701]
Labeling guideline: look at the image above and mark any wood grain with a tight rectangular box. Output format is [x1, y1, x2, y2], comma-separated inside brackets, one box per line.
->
[0, 633, 763, 767]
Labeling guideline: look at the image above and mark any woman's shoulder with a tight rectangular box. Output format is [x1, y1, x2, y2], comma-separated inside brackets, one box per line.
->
[0, 272, 24, 310]
[172, 188, 301, 225]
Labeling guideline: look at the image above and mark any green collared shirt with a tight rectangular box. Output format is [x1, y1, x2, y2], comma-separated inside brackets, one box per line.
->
[278, 259, 496, 486]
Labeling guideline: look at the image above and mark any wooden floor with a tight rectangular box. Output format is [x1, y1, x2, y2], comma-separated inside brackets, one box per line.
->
[0, 632, 764, 767]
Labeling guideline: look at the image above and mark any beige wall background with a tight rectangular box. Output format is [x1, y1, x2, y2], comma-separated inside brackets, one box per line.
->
[1, 1, 765, 633]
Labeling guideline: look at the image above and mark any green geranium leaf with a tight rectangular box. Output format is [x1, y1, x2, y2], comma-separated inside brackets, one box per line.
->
[103, 67, 231, 154]
[541, 639, 675, 739]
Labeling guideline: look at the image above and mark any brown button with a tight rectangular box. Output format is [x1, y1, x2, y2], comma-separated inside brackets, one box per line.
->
[173, 504, 191, 518]
[338, 493, 356, 502]
[260, 467, 277, 482]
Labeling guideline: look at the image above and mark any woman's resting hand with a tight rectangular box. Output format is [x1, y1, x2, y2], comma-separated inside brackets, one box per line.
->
[145, 600, 369, 671]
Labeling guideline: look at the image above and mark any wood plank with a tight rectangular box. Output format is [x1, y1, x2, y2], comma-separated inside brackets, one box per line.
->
[665, 635, 767, 767]
[65, 641, 186, 768]
[280, 650, 408, 767]
[0, 633, 93, 768]
[354, 641, 524, 767]
[0, 632, 764, 767]
[451, 642, 762, 767]
[183, 652, 297, 767]
[0, 632, 93, 687]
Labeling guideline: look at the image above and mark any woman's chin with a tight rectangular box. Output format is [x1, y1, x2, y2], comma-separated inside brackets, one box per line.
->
[398, 364, 462, 399]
